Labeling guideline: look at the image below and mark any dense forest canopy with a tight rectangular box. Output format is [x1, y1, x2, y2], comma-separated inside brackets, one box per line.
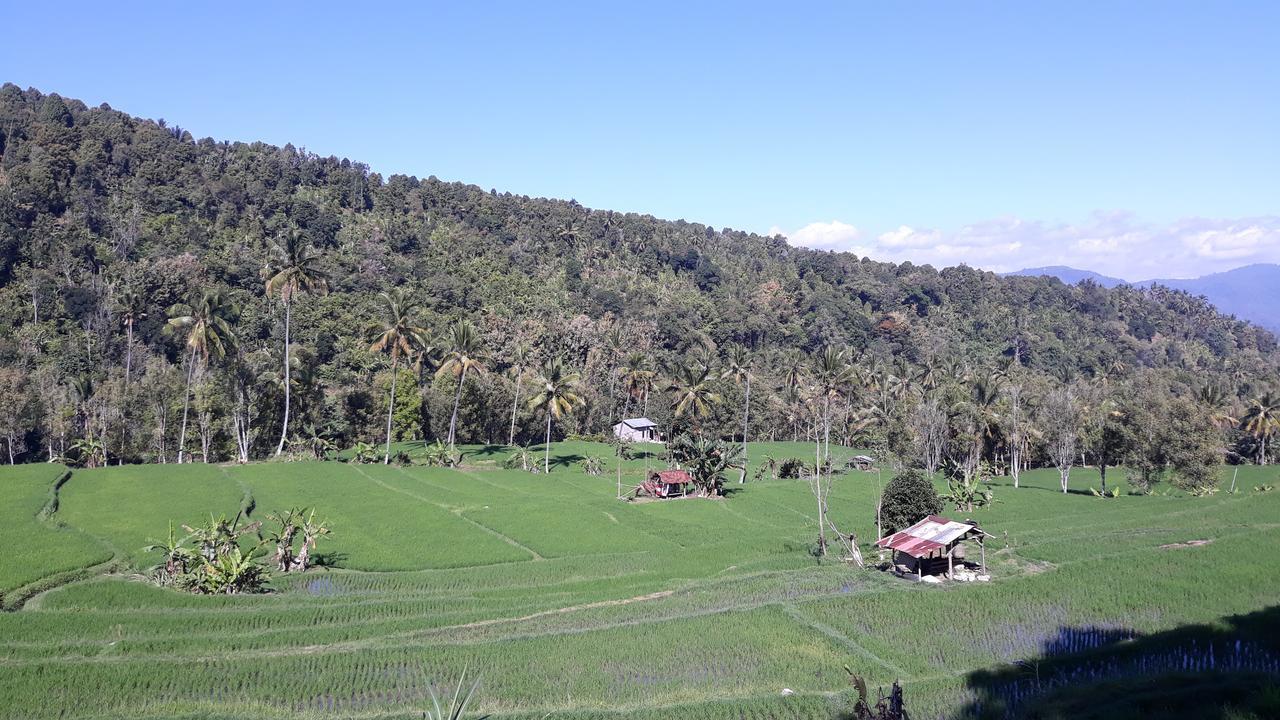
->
[1, 84, 1277, 483]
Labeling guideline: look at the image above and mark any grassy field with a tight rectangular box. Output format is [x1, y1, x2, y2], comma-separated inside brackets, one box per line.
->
[1, 441, 1278, 719]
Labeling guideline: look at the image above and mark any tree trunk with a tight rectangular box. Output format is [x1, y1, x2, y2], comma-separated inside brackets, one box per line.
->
[814, 436, 826, 556]
[275, 296, 292, 457]
[124, 322, 134, 384]
[1011, 440, 1021, 488]
[383, 356, 399, 465]
[176, 344, 197, 464]
[739, 375, 750, 483]
[7, 436, 13, 465]
[1099, 463, 1108, 493]
[448, 365, 468, 447]
[544, 412, 553, 474]
[508, 368, 522, 446]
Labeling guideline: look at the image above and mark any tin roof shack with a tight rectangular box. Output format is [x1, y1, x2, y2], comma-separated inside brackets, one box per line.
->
[875, 515, 992, 583]
[613, 417, 661, 443]
[634, 470, 693, 499]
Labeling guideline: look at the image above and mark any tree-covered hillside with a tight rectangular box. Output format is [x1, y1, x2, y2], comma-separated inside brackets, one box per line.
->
[0, 85, 1276, 475]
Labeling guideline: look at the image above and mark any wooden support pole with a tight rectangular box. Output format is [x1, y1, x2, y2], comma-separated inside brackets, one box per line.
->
[948, 548, 954, 578]
[980, 537, 986, 574]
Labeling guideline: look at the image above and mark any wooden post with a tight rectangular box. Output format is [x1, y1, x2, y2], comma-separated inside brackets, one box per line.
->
[980, 536, 986, 574]
[947, 547, 954, 578]
[917, 557, 922, 581]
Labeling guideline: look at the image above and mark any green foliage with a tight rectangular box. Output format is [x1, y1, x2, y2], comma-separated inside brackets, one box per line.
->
[2, 449, 1280, 719]
[666, 434, 744, 496]
[579, 455, 604, 476]
[942, 459, 996, 512]
[879, 470, 943, 534]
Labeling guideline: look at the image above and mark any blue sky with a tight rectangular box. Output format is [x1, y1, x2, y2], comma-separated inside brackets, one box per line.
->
[3, 1, 1278, 278]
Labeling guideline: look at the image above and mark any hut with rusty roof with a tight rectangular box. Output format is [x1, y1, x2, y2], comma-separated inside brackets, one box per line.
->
[875, 515, 991, 581]
[634, 469, 694, 499]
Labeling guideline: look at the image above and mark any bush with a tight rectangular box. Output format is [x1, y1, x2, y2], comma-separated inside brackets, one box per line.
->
[879, 470, 942, 535]
[777, 457, 809, 479]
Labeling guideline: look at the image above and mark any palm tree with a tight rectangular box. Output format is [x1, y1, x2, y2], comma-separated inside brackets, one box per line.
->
[809, 345, 855, 557]
[810, 346, 856, 463]
[507, 345, 531, 446]
[115, 285, 145, 384]
[436, 319, 486, 449]
[1240, 392, 1280, 465]
[166, 289, 236, 464]
[1198, 384, 1238, 429]
[265, 229, 328, 457]
[667, 361, 721, 428]
[617, 352, 656, 419]
[369, 289, 429, 464]
[722, 345, 754, 483]
[526, 358, 583, 474]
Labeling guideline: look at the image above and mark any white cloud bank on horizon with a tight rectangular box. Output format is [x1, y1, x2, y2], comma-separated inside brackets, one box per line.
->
[769, 212, 1280, 281]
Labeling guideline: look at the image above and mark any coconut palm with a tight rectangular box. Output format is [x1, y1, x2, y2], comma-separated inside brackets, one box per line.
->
[369, 289, 429, 464]
[810, 346, 856, 462]
[526, 358, 583, 474]
[1198, 384, 1238, 429]
[115, 285, 146, 384]
[667, 362, 721, 427]
[722, 344, 754, 483]
[1240, 392, 1280, 465]
[617, 352, 656, 419]
[265, 228, 328, 457]
[166, 289, 236, 464]
[436, 319, 487, 449]
[507, 345, 531, 446]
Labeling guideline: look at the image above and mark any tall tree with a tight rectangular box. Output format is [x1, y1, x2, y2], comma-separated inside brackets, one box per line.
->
[1239, 393, 1280, 465]
[667, 361, 721, 429]
[617, 352, 656, 419]
[265, 229, 328, 457]
[369, 289, 429, 464]
[1041, 387, 1080, 493]
[115, 285, 145, 384]
[507, 344, 531, 446]
[722, 344, 754, 483]
[527, 357, 583, 474]
[436, 319, 486, 449]
[809, 346, 855, 557]
[165, 290, 236, 464]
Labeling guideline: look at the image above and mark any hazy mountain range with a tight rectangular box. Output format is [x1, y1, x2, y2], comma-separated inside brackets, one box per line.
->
[1006, 264, 1280, 332]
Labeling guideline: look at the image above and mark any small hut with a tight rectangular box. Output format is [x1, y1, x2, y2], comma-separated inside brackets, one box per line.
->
[636, 469, 693, 499]
[612, 417, 661, 443]
[875, 515, 991, 581]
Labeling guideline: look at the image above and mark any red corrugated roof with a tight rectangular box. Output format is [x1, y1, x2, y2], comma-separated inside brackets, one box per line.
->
[654, 470, 692, 484]
[876, 515, 981, 558]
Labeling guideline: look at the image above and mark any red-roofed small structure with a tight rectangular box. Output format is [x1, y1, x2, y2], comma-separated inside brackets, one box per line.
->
[635, 469, 693, 499]
[876, 515, 991, 579]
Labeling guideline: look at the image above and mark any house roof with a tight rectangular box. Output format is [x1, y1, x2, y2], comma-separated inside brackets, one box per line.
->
[875, 515, 986, 558]
[652, 470, 692, 484]
[619, 417, 657, 429]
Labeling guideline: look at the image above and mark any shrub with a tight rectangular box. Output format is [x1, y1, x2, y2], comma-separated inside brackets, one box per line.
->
[777, 457, 809, 479]
[879, 470, 943, 534]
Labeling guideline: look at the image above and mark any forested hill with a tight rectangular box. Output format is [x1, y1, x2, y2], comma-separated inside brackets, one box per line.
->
[0, 85, 1276, 462]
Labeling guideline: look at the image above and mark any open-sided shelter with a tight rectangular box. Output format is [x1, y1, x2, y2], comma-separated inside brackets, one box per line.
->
[875, 515, 991, 579]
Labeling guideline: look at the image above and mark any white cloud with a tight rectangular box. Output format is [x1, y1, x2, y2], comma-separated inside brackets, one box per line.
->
[775, 220, 862, 250]
[775, 212, 1280, 280]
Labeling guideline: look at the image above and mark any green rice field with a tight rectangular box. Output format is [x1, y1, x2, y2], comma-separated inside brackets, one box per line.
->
[2, 441, 1279, 719]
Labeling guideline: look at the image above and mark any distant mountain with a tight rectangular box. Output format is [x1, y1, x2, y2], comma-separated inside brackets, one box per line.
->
[1004, 266, 1127, 288]
[1136, 265, 1280, 333]
[1006, 264, 1280, 332]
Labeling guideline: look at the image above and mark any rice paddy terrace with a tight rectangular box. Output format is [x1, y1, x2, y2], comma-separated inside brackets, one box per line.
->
[2, 442, 1279, 719]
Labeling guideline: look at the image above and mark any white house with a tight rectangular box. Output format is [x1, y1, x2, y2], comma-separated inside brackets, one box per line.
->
[612, 417, 661, 443]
